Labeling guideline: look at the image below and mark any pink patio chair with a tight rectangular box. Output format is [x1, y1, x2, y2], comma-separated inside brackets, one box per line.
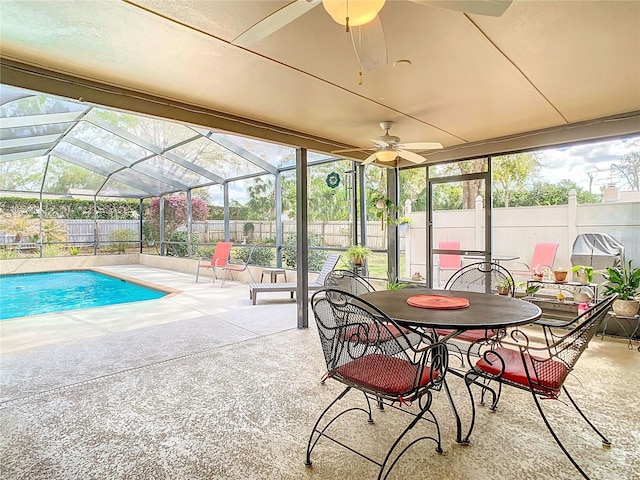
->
[511, 242, 559, 278]
[195, 241, 232, 283]
[437, 241, 462, 286]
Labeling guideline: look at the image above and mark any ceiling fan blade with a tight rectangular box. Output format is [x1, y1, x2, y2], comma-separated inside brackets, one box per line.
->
[410, 0, 512, 17]
[371, 138, 390, 147]
[350, 16, 388, 71]
[232, 0, 320, 47]
[397, 141, 443, 151]
[397, 149, 427, 164]
[332, 147, 371, 154]
[362, 153, 378, 165]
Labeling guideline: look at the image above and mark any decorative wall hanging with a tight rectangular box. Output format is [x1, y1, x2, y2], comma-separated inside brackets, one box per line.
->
[326, 172, 341, 194]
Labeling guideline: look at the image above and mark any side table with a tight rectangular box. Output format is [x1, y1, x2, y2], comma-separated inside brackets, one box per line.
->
[601, 311, 640, 351]
[260, 267, 286, 283]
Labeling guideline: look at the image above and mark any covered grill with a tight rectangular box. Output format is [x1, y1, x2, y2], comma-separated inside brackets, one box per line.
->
[570, 233, 624, 270]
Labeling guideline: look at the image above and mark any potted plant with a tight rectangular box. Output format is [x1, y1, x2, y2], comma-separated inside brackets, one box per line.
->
[370, 192, 397, 230]
[387, 272, 407, 290]
[345, 244, 371, 267]
[602, 261, 640, 317]
[571, 265, 594, 284]
[496, 277, 513, 296]
[396, 216, 412, 231]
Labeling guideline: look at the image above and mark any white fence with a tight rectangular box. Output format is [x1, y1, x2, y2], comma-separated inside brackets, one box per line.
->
[406, 191, 639, 281]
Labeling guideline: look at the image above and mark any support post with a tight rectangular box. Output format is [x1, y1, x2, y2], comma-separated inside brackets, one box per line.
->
[387, 169, 399, 281]
[275, 172, 283, 267]
[186, 189, 193, 258]
[296, 148, 309, 329]
[159, 195, 165, 256]
[223, 183, 230, 242]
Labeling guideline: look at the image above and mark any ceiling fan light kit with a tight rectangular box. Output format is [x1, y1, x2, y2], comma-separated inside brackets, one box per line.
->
[375, 149, 397, 162]
[332, 120, 443, 166]
[322, 0, 386, 30]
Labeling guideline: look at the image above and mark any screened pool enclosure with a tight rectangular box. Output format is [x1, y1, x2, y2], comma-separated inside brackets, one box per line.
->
[1, 84, 639, 295]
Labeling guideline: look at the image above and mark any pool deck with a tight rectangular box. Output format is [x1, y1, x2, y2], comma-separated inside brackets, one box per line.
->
[0, 264, 300, 401]
[1, 265, 639, 480]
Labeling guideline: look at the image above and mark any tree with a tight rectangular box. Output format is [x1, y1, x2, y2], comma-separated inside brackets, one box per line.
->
[616, 151, 640, 190]
[145, 195, 208, 239]
[492, 153, 541, 207]
[497, 180, 601, 206]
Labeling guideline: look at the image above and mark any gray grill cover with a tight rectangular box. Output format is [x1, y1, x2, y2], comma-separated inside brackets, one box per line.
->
[570, 233, 624, 269]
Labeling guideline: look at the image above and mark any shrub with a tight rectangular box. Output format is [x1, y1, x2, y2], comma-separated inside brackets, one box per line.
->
[42, 244, 62, 258]
[68, 246, 81, 256]
[108, 229, 137, 253]
[232, 245, 274, 266]
[282, 232, 327, 271]
[42, 219, 68, 243]
[0, 247, 20, 259]
[166, 231, 199, 258]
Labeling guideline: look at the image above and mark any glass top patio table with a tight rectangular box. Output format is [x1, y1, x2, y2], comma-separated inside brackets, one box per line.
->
[359, 289, 541, 331]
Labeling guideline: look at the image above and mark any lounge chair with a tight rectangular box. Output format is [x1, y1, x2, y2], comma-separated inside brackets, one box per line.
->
[249, 254, 340, 305]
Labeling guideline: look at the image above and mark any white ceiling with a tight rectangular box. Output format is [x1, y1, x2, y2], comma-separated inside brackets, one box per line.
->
[1, 0, 639, 164]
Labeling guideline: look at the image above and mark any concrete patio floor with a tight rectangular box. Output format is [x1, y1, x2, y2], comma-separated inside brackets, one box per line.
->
[1, 265, 639, 479]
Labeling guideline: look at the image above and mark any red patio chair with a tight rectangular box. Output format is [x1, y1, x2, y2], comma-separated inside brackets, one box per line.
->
[195, 241, 232, 283]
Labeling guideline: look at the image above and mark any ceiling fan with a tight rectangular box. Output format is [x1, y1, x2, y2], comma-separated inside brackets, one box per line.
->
[332, 121, 443, 165]
[232, 1, 513, 71]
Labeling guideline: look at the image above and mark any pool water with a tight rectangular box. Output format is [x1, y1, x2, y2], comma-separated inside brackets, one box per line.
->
[0, 270, 167, 320]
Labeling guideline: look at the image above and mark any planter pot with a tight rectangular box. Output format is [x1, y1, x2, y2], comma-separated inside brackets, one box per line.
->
[553, 270, 568, 282]
[497, 286, 510, 296]
[612, 299, 640, 317]
[574, 271, 589, 284]
[398, 224, 408, 231]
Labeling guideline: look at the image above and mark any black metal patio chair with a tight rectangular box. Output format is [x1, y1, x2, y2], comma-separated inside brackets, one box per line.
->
[306, 289, 448, 480]
[323, 269, 424, 351]
[324, 269, 376, 295]
[434, 262, 515, 365]
[463, 294, 617, 480]
[534, 295, 612, 346]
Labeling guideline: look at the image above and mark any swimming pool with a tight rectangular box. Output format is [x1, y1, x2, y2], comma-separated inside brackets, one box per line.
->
[0, 270, 168, 320]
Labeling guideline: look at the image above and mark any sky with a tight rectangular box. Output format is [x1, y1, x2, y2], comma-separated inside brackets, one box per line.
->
[537, 134, 640, 193]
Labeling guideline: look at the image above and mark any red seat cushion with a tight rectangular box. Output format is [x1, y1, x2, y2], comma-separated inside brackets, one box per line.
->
[474, 347, 568, 394]
[336, 354, 439, 395]
[343, 323, 409, 344]
[435, 328, 499, 342]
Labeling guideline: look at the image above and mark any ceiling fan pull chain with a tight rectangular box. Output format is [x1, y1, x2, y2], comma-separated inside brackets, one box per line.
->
[345, 0, 350, 32]
[358, 70, 363, 85]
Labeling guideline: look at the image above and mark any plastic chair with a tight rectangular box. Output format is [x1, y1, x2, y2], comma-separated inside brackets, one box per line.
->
[195, 241, 232, 283]
[437, 241, 462, 286]
[463, 294, 617, 479]
[219, 243, 259, 286]
[306, 289, 448, 479]
[512, 242, 559, 277]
